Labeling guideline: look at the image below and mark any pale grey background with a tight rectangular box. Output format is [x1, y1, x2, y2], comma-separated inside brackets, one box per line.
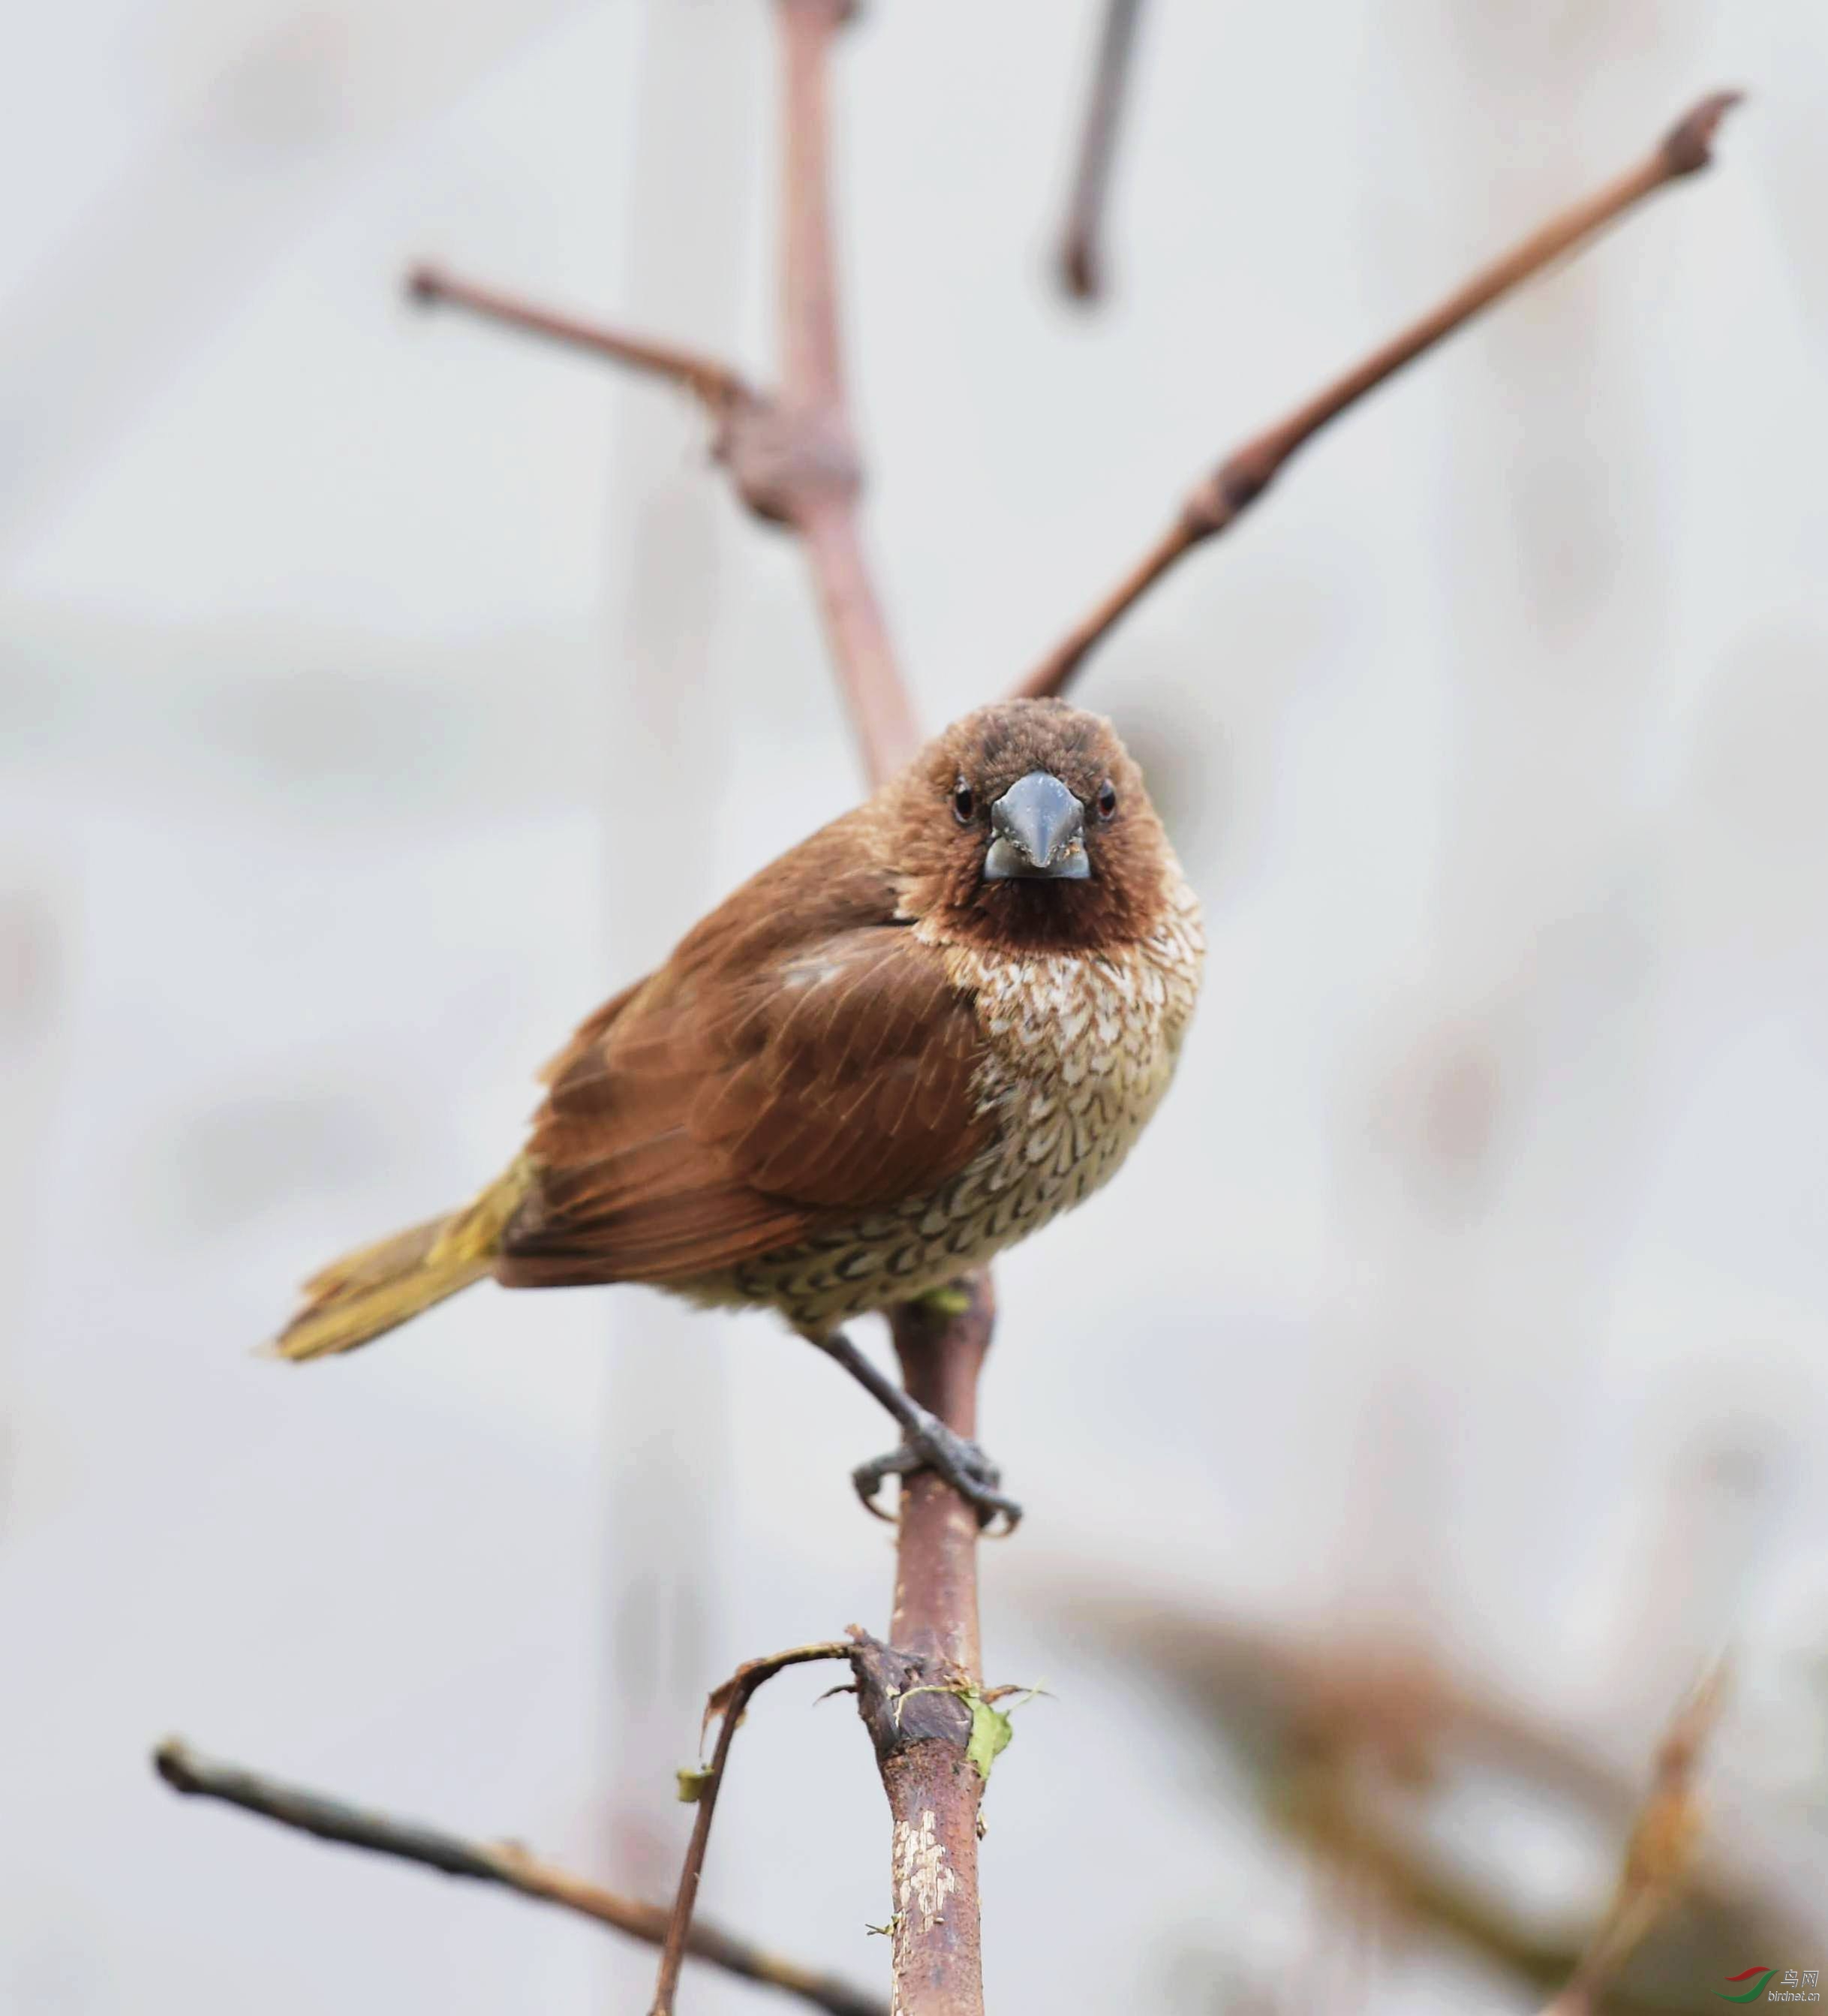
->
[5, 1, 1828, 2010]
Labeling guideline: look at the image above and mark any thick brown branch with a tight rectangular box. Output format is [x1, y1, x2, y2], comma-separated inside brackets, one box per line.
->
[866, 1279, 996, 2016]
[1056, 0, 1149, 302]
[152, 1739, 884, 2016]
[407, 264, 754, 415]
[1018, 88, 1742, 700]
[649, 1641, 854, 2016]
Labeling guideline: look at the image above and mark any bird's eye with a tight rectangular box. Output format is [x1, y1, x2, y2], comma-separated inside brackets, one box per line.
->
[1095, 781, 1119, 821]
[952, 780, 976, 823]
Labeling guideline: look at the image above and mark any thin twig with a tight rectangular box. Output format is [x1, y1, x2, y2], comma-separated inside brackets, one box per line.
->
[152, 1740, 885, 2016]
[1017, 89, 1742, 700]
[1056, 0, 1149, 302]
[649, 1641, 854, 2016]
[1538, 1668, 1727, 2016]
[407, 264, 755, 415]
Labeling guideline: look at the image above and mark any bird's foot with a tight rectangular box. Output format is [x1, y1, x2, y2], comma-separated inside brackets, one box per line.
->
[852, 1410, 1023, 1535]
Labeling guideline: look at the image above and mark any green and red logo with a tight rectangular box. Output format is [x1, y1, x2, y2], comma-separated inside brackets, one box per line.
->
[1720, 1969, 1822, 2003]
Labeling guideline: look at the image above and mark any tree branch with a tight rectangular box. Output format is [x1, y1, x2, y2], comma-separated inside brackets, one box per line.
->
[1080, 1595, 1811, 2014]
[862, 1280, 997, 2015]
[649, 1642, 855, 2016]
[1016, 89, 1742, 700]
[1538, 1668, 1725, 2016]
[152, 1740, 885, 2016]
[1055, 0, 1149, 302]
[407, 264, 755, 416]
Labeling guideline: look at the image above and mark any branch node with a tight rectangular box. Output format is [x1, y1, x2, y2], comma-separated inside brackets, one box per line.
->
[1181, 444, 1281, 543]
[718, 398, 864, 529]
[846, 1630, 975, 1762]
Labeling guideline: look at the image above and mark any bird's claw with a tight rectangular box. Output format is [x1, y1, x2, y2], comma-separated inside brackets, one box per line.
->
[851, 1419, 1024, 1536]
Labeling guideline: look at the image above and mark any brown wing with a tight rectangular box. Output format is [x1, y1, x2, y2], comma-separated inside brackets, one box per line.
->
[498, 811, 991, 1287]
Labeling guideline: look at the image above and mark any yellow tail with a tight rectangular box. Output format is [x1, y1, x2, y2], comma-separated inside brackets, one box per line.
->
[271, 1160, 534, 1362]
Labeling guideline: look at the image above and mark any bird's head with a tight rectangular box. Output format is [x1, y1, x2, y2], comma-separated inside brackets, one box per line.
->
[890, 699, 1177, 953]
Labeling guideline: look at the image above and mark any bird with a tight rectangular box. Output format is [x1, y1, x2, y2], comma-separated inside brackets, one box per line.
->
[272, 697, 1204, 1528]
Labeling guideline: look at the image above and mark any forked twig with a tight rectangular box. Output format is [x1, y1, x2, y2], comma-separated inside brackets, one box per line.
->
[1016, 89, 1742, 700]
[649, 1641, 855, 2016]
[153, 1740, 884, 2016]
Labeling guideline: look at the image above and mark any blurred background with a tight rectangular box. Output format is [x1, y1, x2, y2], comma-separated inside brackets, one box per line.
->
[5, 1, 1827, 2010]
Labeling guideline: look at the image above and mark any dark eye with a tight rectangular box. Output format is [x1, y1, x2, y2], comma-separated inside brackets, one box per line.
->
[1095, 781, 1118, 821]
[952, 779, 976, 823]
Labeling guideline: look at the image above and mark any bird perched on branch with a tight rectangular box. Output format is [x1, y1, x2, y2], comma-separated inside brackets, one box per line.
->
[272, 697, 1203, 1527]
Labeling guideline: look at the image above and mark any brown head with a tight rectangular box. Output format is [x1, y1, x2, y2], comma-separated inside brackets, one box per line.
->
[888, 699, 1179, 953]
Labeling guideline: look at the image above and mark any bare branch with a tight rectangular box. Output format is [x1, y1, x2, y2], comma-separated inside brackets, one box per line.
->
[152, 1739, 884, 2016]
[1017, 89, 1743, 700]
[1539, 1668, 1727, 2016]
[649, 1641, 855, 2016]
[1055, 0, 1149, 302]
[406, 265, 755, 416]
[870, 1280, 997, 2016]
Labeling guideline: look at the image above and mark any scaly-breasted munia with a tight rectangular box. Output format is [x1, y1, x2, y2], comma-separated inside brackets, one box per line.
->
[274, 697, 1204, 1525]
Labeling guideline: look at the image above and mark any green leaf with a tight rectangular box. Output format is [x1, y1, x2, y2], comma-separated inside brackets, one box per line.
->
[966, 1695, 1013, 1781]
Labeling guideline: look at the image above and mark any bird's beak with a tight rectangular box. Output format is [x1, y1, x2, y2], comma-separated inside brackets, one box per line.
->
[982, 771, 1090, 881]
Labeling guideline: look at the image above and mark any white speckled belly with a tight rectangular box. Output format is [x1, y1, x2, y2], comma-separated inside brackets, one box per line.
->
[697, 880, 1204, 1331]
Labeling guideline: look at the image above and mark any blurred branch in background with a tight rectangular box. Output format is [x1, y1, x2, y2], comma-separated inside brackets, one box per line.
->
[1016, 89, 1741, 701]
[1070, 1592, 1819, 2014]
[1054, 0, 1148, 302]
[153, 1740, 886, 2016]
[1541, 1669, 1724, 2016]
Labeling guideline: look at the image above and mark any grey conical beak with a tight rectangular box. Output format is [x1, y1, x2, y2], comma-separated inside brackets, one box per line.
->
[982, 770, 1090, 881]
